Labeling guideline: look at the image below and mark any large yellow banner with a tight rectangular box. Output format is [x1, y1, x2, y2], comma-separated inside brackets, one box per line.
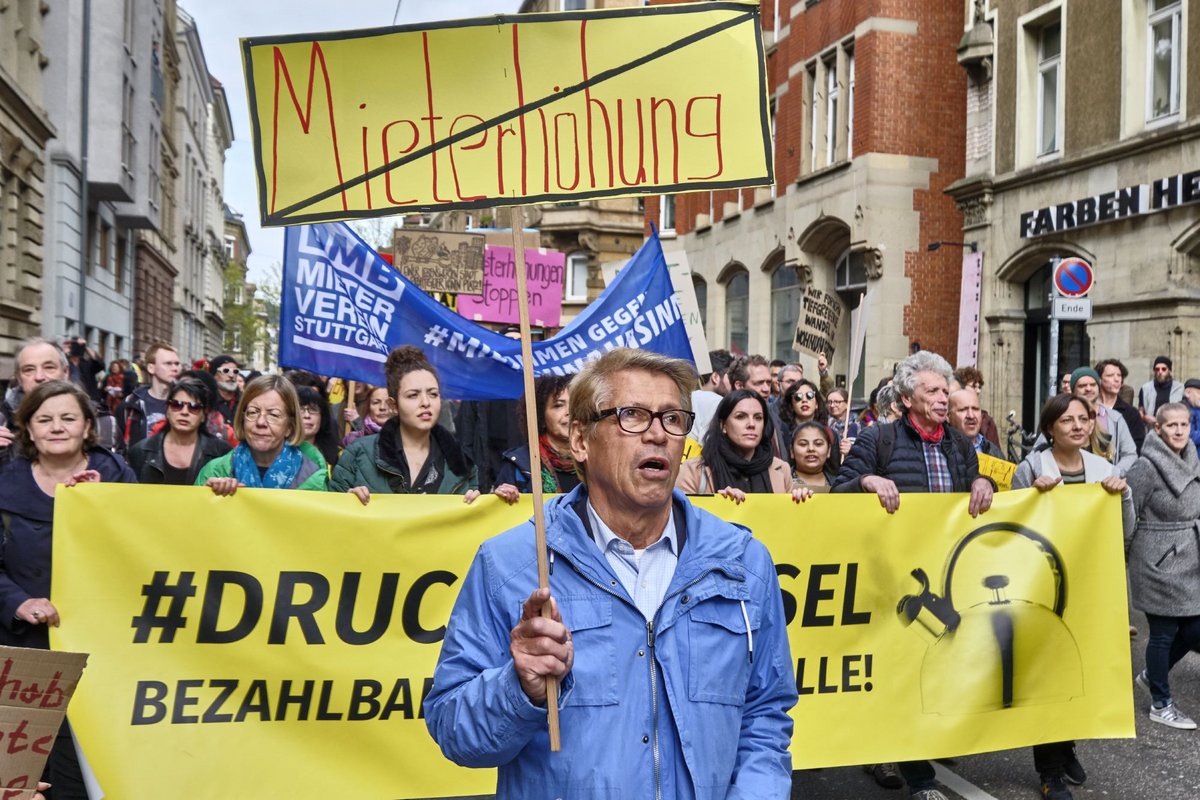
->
[241, 1, 772, 226]
[52, 485, 1133, 798]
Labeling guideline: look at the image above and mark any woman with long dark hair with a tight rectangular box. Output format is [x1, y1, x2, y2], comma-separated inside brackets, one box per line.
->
[789, 421, 837, 489]
[676, 389, 797, 502]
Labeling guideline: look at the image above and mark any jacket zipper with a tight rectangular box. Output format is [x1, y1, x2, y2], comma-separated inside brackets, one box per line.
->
[563, 552, 738, 800]
[647, 619, 661, 800]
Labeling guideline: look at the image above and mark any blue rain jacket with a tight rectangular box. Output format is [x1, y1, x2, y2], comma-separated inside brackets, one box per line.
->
[424, 486, 796, 799]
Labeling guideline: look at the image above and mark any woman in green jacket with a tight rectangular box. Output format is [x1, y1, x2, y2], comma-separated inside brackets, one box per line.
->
[195, 374, 328, 493]
[331, 346, 479, 503]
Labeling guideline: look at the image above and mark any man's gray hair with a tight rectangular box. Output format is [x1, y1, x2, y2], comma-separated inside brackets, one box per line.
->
[876, 384, 901, 416]
[13, 337, 69, 377]
[779, 364, 803, 381]
[893, 351, 954, 398]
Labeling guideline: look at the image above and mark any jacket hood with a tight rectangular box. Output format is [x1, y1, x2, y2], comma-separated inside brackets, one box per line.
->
[1141, 431, 1200, 497]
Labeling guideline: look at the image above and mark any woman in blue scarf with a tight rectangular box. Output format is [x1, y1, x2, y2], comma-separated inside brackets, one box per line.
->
[195, 374, 328, 493]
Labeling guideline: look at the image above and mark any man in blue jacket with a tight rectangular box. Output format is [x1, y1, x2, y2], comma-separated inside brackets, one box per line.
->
[425, 348, 797, 799]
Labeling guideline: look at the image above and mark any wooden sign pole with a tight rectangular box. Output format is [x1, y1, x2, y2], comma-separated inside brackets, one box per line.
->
[509, 205, 561, 751]
[344, 380, 357, 439]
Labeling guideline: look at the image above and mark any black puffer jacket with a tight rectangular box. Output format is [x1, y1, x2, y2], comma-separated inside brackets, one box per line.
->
[831, 416, 984, 493]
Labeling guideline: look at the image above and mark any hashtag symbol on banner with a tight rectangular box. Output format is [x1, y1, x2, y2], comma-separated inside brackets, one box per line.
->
[424, 325, 450, 347]
[130, 571, 197, 643]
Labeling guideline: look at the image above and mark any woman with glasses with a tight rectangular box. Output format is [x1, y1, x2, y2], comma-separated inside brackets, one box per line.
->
[492, 374, 578, 501]
[296, 385, 341, 468]
[195, 374, 329, 494]
[332, 346, 479, 503]
[777, 379, 828, 460]
[677, 389, 805, 503]
[127, 377, 231, 485]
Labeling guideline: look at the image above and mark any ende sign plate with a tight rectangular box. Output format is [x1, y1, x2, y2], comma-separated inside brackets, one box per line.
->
[1053, 297, 1092, 321]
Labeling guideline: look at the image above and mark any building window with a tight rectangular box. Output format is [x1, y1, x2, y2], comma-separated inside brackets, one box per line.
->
[1148, 0, 1181, 122]
[98, 221, 111, 273]
[825, 59, 839, 165]
[659, 195, 676, 234]
[693, 275, 708, 333]
[115, 234, 127, 293]
[808, 64, 819, 172]
[835, 250, 867, 297]
[1036, 21, 1062, 157]
[225, 236, 236, 262]
[847, 52, 855, 159]
[771, 265, 802, 362]
[565, 252, 589, 302]
[724, 270, 749, 355]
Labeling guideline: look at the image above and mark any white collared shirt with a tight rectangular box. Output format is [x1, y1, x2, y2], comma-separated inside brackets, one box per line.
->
[586, 501, 678, 622]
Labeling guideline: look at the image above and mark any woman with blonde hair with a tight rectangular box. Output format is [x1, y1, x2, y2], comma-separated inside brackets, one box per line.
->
[196, 374, 328, 494]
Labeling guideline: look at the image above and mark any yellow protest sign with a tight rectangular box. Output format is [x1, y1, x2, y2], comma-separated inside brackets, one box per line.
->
[241, 1, 772, 226]
[979, 451, 1017, 490]
[52, 485, 1133, 797]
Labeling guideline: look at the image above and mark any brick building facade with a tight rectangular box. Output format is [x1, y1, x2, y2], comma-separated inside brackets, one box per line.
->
[646, 0, 968, 399]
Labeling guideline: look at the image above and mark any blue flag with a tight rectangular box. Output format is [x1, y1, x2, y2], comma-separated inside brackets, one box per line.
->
[280, 222, 694, 400]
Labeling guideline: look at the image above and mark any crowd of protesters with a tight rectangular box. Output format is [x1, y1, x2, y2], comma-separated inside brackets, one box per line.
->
[2, 333, 1200, 799]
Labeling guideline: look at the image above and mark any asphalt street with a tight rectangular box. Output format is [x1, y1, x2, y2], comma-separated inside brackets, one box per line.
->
[792, 608, 1200, 800]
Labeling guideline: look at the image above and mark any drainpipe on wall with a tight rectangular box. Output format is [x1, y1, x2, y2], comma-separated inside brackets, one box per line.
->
[76, 0, 92, 340]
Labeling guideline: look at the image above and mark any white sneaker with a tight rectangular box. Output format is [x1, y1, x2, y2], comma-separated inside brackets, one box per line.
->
[1149, 702, 1197, 730]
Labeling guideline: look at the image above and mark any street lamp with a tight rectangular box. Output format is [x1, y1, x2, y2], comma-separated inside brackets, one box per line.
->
[927, 241, 979, 253]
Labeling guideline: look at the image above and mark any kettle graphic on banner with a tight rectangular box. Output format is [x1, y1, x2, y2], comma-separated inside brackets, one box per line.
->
[896, 522, 1084, 715]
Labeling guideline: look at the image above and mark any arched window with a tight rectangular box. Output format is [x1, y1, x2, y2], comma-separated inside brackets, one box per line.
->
[770, 265, 802, 362]
[692, 275, 708, 333]
[724, 270, 749, 354]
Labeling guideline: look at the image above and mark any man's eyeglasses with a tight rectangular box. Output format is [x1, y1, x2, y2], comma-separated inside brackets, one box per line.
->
[244, 408, 289, 426]
[592, 406, 695, 437]
[167, 399, 203, 412]
[793, 391, 817, 402]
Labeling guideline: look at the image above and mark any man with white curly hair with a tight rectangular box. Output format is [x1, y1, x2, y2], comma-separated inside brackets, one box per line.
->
[832, 349, 995, 800]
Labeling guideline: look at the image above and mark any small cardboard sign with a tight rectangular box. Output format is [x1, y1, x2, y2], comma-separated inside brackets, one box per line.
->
[456, 246, 565, 326]
[0, 646, 87, 798]
[391, 230, 486, 294]
[793, 287, 843, 357]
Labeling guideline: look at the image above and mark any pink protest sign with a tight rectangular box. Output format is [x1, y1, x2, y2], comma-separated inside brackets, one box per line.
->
[458, 246, 566, 327]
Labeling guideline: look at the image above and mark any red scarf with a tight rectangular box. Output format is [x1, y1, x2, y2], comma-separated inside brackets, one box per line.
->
[907, 412, 945, 444]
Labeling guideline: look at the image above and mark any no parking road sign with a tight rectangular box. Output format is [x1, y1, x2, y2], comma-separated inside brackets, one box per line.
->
[1053, 257, 1094, 298]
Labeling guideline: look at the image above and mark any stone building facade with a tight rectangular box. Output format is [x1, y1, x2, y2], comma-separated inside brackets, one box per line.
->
[949, 0, 1200, 428]
[0, 1, 55, 381]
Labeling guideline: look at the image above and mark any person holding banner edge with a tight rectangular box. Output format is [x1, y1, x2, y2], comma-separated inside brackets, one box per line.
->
[1011, 392, 1133, 799]
[425, 348, 797, 799]
[333, 346, 479, 503]
[0, 379, 137, 799]
[833, 350, 994, 800]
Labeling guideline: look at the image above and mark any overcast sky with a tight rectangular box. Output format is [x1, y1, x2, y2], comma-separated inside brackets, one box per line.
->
[182, 0, 520, 282]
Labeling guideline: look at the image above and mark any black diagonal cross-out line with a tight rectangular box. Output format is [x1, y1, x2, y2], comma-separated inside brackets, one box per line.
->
[267, 9, 756, 223]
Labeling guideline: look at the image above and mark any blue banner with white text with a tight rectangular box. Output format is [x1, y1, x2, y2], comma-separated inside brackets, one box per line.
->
[280, 223, 693, 400]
